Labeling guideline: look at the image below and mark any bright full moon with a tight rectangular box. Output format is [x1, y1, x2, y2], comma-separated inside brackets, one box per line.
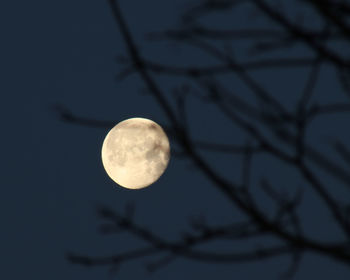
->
[101, 118, 170, 189]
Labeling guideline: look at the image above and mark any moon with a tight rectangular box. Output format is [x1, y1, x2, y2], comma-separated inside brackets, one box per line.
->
[101, 117, 170, 189]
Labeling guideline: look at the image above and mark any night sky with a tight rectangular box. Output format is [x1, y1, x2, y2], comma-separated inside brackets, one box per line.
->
[2, 0, 350, 279]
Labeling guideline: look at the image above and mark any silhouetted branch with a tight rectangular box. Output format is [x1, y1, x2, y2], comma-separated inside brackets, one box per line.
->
[141, 58, 318, 76]
[307, 103, 350, 119]
[148, 27, 344, 41]
[304, 0, 350, 40]
[181, 0, 247, 23]
[64, 0, 350, 277]
[53, 104, 116, 128]
[333, 141, 350, 167]
[298, 57, 322, 110]
[252, 0, 350, 67]
[67, 247, 159, 267]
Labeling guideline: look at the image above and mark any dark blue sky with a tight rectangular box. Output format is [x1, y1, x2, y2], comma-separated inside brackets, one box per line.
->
[2, 0, 350, 279]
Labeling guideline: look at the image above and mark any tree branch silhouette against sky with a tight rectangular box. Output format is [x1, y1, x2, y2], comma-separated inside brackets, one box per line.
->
[61, 0, 350, 278]
[2, 0, 350, 279]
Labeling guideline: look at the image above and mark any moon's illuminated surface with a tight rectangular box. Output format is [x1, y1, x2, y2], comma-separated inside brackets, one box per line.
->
[101, 118, 170, 189]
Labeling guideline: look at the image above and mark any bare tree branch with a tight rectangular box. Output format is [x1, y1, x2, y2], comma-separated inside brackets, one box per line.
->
[64, 0, 350, 277]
